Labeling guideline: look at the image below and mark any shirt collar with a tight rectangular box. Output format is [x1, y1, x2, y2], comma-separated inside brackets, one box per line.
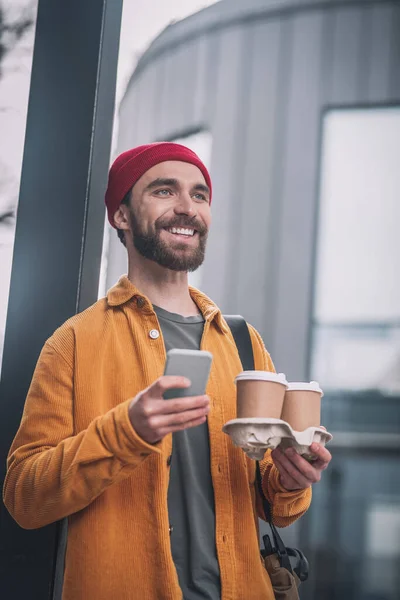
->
[106, 275, 227, 331]
[106, 275, 141, 306]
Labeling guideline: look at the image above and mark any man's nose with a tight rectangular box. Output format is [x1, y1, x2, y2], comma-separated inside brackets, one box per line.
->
[174, 193, 196, 216]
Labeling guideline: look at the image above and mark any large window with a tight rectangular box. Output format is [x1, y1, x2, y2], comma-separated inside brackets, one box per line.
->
[310, 108, 400, 434]
[311, 108, 400, 395]
[304, 108, 400, 600]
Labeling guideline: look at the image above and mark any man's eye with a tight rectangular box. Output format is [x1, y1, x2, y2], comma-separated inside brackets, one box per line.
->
[193, 193, 207, 201]
[155, 189, 172, 196]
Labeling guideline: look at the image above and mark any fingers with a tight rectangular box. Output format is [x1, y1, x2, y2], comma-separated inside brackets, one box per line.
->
[157, 414, 208, 438]
[150, 376, 191, 397]
[128, 385, 211, 444]
[272, 442, 333, 491]
[272, 448, 313, 490]
[308, 443, 331, 470]
[158, 395, 210, 414]
[140, 396, 210, 420]
[271, 450, 303, 491]
[145, 404, 210, 432]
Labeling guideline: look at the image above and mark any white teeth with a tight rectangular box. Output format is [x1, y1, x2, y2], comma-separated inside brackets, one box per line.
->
[168, 227, 195, 236]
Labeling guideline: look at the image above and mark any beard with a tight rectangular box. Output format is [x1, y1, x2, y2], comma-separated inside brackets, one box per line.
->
[128, 209, 208, 272]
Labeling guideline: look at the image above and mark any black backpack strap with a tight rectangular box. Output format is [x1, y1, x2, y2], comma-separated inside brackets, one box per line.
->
[223, 315, 255, 372]
[224, 315, 294, 575]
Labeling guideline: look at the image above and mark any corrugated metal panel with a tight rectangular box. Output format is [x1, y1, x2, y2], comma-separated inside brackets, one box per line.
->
[389, 4, 400, 98]
[134, 63, 162, 144]
[366, 3, 395, 101]
[224, 24, 256, 308]
[157, 42, 199, 138]
[232, 19, 283, 341]
[201, 25, 248, 306]
[329, 6, 364, 104]
[118, 73, 145, 150]
[272, 10, 326, 378]
[203, 32, 221, 126]
[118, 82, 140, 153]
[192, 35, 210, 125]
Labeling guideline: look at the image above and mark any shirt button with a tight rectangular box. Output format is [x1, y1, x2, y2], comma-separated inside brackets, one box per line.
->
[149, 329, 160, 340]
[169, 525, 174, 535]
[137, 297, 145, 308]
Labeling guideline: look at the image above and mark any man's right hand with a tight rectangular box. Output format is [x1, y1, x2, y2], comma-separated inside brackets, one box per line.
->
[128, 376, 210, 444]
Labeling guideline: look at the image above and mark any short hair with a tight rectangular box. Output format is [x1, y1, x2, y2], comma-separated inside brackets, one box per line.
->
[116, 189, 131, 247]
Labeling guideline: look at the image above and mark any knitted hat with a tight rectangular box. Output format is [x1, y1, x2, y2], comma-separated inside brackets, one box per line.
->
[105, 142, 212, 228]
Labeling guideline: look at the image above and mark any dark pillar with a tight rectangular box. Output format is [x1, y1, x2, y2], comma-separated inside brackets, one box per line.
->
[0, 0, 122, 597]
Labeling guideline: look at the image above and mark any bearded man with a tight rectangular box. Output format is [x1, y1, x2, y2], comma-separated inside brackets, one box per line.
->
[3, 143, 331, 599]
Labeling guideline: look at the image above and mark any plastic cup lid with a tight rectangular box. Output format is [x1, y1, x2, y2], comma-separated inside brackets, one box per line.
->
[235, 371, 288, 387]
[286, 381, 324, 397]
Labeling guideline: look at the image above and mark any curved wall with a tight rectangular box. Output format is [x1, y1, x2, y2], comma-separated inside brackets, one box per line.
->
[111, 0, 400, 379]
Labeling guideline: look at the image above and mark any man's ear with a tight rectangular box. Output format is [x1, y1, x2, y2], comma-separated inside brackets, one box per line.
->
[113, 205, 130, 230]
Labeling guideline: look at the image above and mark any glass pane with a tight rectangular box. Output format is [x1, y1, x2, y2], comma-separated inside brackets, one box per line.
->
[0, 1, 38, 373]
[311, 108, 400, 395]
[314, 109, 400, 324]
[306, 107, 400, 600]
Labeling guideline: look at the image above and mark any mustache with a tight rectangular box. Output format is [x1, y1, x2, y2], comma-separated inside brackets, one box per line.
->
[156, 215, 208, 236]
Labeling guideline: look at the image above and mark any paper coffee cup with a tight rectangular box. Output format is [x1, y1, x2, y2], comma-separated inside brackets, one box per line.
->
[281, 381, 323, 431]
[235, 371, 288, 419]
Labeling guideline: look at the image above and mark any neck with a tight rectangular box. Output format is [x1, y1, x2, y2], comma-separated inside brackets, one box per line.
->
[127, 249, 200, 317]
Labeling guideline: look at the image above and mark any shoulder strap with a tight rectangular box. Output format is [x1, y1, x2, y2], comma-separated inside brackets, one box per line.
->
[223, 315, 255, 372]
[224, 315, 294, 574]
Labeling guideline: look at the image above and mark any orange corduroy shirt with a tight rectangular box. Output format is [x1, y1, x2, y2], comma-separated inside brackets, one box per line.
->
[3, 276, 311, 600]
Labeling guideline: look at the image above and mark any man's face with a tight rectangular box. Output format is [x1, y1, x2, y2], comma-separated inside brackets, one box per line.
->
[125, 161, 211, 272]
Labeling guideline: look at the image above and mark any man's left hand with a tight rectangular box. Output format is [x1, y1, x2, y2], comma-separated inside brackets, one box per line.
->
[271, 443, 332, 491]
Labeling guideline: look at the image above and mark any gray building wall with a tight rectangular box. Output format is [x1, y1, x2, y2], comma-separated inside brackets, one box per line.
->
[109, 0, 400, 383]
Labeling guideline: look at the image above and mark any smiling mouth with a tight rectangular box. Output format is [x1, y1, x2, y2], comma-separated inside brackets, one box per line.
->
[164, 226, 197, 238]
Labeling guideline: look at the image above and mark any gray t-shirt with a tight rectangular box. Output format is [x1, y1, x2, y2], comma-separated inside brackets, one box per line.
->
[153, 305, 221, 600]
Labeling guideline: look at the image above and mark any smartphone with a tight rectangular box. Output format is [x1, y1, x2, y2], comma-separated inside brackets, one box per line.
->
[163, 349, 213, 400]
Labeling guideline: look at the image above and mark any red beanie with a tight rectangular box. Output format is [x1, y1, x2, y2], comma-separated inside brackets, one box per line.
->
[105, 142, 212, 228]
